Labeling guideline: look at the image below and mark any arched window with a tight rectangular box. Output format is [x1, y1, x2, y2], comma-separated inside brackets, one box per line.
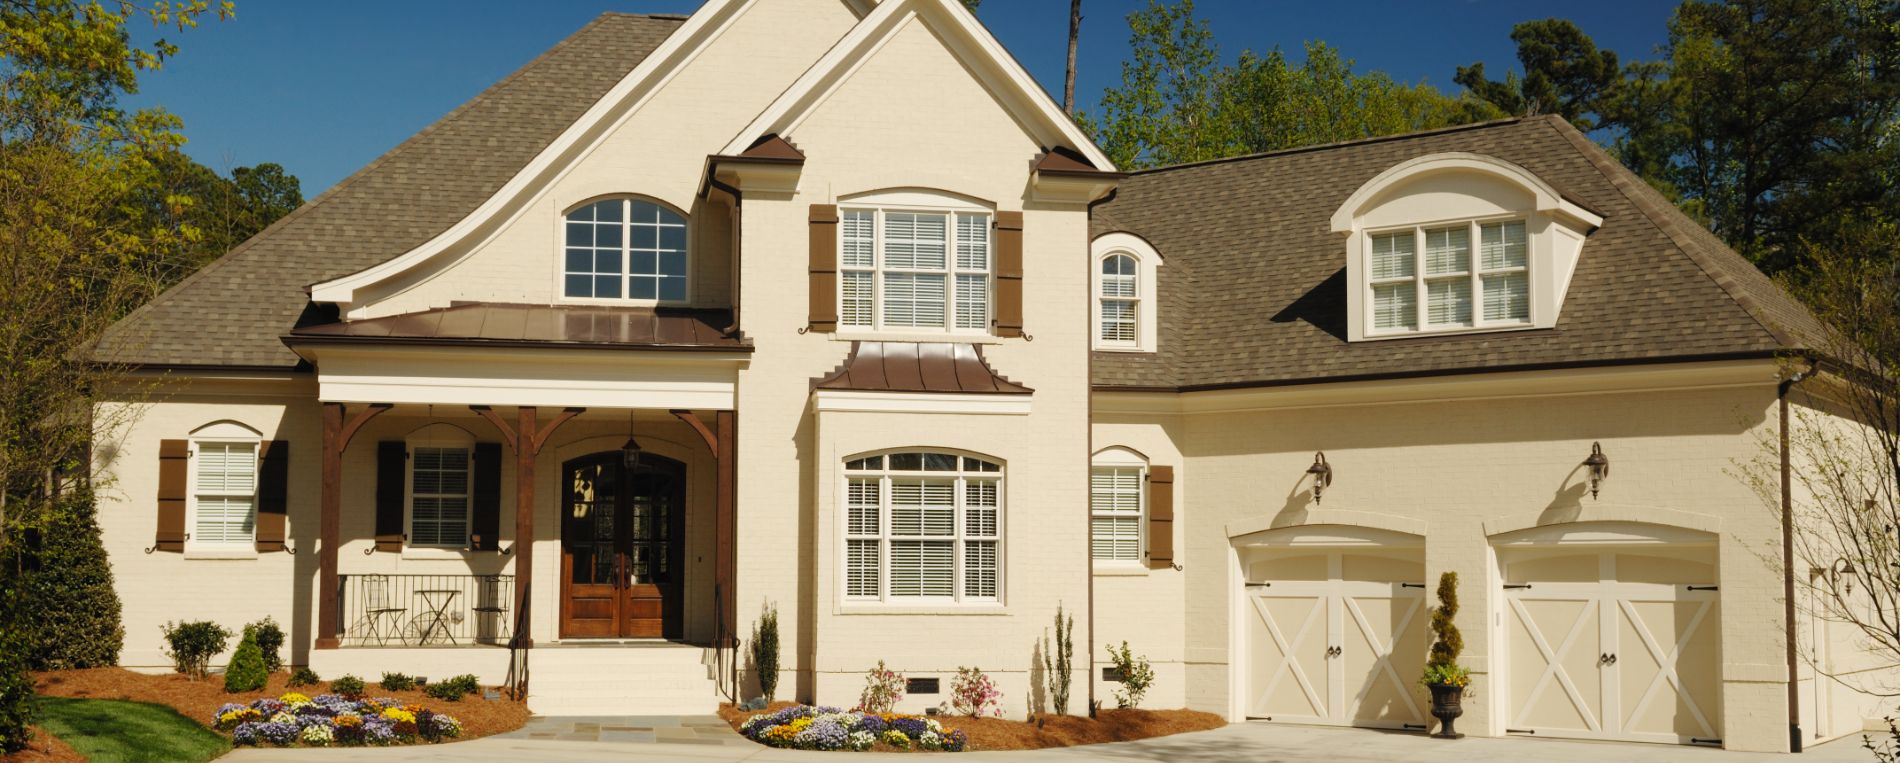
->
[1091, 233, 1162, 351]
[843, 450, 1002, 604]
[189, 420, 262, 548]
[1099, 254, 1138, 345]
[1090, 446, 1146, 563]
[564, 197, 688, 302]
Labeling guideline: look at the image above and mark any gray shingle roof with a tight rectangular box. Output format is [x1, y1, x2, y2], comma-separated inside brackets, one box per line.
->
[99, 13, 685, 368]
[1090, 115, 1825, 390]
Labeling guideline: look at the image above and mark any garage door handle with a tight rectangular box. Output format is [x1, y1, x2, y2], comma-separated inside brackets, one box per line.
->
[1326, 645, 1341, 657]
[1599, 652, 1617, 665]
[1503, 584, 1532, 590]
[1687, 585, 1719, 591]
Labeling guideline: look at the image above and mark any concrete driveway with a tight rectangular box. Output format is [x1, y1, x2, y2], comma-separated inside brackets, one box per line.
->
[221, 719, 1877, 762]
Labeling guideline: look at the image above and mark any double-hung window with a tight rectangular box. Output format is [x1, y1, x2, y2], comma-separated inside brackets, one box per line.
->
[839, 206, 992, 333]
[1368, 219, 1529, 334]
[564, 198, 688, 302]
[192, 441, 257, 546]
[1099, 254, 1138, 345]
[843, 452, 1001, 604]
[410, 445, 471, 547]
[1089, 465, 1143, 562]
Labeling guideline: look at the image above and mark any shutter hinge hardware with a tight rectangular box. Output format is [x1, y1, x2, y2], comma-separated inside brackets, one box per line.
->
[143, 532, 190, 554]
[1503, 583, 1533, 589]
[1687, 585, 1719, 591]
[1400, 582, 1425, 588]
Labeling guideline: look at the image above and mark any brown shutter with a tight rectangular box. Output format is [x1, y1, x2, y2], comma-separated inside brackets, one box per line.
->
[470, 442, 502, 551]
[154, 439, 189, 552]
[374, 441, 405, 552]
[1147, 465, 1174, 569]
[255, 440, 290, 553]
[808, 204, 839, 332]
[993, 211, 1024, 337]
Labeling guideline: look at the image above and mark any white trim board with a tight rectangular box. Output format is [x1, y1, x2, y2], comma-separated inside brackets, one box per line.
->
[309, 346, 744, 410]
[812, 390, 1030, 415]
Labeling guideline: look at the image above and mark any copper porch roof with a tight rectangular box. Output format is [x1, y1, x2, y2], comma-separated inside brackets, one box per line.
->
[285, 303, 751, 352]
[815, 342, 1033, 394]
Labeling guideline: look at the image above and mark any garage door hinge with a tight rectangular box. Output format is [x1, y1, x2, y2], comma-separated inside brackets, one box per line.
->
[1503, 584, 1532, 589]
[1246, 582, 1272, 588]
[1691, 737, 1722, 746]
[1505, 728, 1536, 735]
[1687, 585, 1719, 591]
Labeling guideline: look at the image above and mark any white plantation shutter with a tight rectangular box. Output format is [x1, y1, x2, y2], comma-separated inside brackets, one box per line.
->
[193, 442, 257, 544]
[1090, 467, 1142, 561]
[845, 452, 1002, 603]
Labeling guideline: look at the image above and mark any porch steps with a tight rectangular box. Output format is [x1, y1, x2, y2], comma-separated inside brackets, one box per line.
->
[527, 643, 723, 716]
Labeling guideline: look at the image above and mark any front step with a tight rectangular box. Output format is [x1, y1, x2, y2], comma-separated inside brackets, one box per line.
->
[527, 643, 723, 716]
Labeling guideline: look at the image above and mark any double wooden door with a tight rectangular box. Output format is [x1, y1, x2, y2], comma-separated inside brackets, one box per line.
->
[560, 452, 685, 639]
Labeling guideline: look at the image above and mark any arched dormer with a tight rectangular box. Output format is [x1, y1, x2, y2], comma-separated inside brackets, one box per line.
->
[1331, 153, 1603, 342]
[1090, 232, 1162, 352]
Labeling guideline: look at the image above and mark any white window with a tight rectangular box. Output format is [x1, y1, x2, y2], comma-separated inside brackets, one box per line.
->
[188, 421, 262, 548]
[563, 197, 688, 302]
[1368, 219, 1529, 334]
[1090, 233, 1162, 352]
[843, 451, 1002, 604]
[1099, 254, 1138, 345]
[838, 199, 992, 334]
[407, 426, 472, 548]
[1090, 447, 1146, 563]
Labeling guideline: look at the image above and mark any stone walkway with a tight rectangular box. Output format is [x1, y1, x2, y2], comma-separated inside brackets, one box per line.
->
[497, 714, 750, 746]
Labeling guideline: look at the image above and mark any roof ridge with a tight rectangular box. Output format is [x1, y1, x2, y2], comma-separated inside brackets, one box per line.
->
[1541, 116, 1799, 349]
[1127, 116, 1534, 176]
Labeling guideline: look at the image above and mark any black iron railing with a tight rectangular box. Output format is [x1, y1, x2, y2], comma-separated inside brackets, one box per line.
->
[337, 574, 513, 647]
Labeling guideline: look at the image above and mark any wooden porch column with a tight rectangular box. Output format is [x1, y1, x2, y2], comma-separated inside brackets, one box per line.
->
[473, 405, 581, 649]
[316, 402, 390, 649]
[672, 408, 738, 696]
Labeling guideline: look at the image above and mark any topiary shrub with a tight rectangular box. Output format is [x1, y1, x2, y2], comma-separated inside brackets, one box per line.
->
[223, 630, 269, 693]
[12, 491, 123, 669]
[287, 667, 320, 688]
[160, 620, 231, 679]
[750, 600, 780, 701]
[380, 672, 416, 691]
[1421, 571, 1470, 688]
[331, 674, 366, 698]
[0, 588, 35, 753]
[246, 616, 285, 673]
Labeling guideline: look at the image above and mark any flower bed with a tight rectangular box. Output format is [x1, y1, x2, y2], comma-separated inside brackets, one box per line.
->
[213, 692, 462, 747]
[738, 705, 967, 752]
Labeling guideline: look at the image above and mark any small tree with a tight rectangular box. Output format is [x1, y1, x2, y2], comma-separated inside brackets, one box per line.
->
[246, 616, 284, 673]
[159, 620, 230, 679]
[1041, 604, 1074, 714]
[1421, 571, 1470, 688]
[945, 666, 1003, 718]
[222, 630, 268, 693]
[1106, 641, 1154, 709]
[750, 600, 779, 701]
[11, 491, 123, 669]
[855, 660, 904, 714]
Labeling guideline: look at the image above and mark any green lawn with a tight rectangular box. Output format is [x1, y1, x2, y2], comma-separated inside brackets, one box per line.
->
[31, 696, 227, 763]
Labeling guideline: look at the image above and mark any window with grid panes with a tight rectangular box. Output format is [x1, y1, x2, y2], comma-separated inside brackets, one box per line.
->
[843, 452, 1001, 603]
[839, 207, 992, 333]
[1099, 254, 1138, 345]
[192, 441, 257, 545]
[410, 446, 471, 547]
[563, 198, 688, 302]
[1368, 219, 1529, 334]
[1089, 466, 1142, 562]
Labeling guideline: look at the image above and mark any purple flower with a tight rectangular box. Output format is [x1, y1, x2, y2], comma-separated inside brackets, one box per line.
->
[944, 728, 969, 752]
[250, 698, 287, 715]
[891, 717, 929, 738]
[233, 721, 264, 746]
[853, 715, 887, 735]
[795, 718, 850, 751]
[256, 720, 300, 745]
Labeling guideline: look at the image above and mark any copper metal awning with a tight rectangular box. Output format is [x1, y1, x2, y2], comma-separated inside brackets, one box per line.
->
[815, 342, 1032, 394]
[284, 303, 752, 352]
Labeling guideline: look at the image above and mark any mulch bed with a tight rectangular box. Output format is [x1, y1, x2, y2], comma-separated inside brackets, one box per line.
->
[718, 701, 1225, 751]
[33, 668, 530, 742]
[0, 727, 84, 763]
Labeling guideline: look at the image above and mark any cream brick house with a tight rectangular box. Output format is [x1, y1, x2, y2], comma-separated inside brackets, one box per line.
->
[91, 0, 1890, 753]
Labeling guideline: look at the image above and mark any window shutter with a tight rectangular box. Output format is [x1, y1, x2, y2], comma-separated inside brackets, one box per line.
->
[374, 441, 405, 552]
[154, 439, 189, 553]
[470, 442, 502, 551]
[255, 440, 290, 553]
[809, 204, 840, 332]
[1146, 465, 1174, 569]
[993, 211, 1024, 337]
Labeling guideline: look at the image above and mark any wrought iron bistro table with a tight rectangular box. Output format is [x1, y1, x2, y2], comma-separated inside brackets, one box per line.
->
[412, 589, 461, 645]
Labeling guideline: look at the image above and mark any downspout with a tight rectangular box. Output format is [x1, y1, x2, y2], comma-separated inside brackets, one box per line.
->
[1780, 356, 1818, 752]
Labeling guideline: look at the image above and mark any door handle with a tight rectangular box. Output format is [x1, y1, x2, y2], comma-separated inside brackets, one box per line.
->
[1326, 645, 1341, 657]
[1599, 652, 1618, 666]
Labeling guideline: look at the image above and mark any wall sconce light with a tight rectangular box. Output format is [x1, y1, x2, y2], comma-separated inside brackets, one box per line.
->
[1306, 452, 1333, 504]
[1582, 442, 1610, 499]
[1816, 557, 1859, 595]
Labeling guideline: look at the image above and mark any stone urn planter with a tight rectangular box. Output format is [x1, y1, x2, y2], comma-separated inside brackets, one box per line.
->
[1427, 682, 1465, 739]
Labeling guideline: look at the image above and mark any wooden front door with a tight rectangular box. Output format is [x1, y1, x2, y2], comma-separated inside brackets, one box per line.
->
[559, 452, 685, 639]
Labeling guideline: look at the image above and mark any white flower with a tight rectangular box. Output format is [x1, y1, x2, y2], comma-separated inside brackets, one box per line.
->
[847, 730, 875, 751]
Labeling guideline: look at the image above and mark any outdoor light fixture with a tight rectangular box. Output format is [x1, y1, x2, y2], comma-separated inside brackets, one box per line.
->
[1582, 442, 1610, 499]
[1819, 557, 1859, 595]
[621, 412, 644, 471]
[1306, 452, 1333, 504]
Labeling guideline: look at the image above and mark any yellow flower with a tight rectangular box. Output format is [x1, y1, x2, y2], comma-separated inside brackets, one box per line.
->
[335, 714, 363, 728]
[788, 717, 813, 732]
[278, 692, 311, 705]
[381, 708, 416, 724]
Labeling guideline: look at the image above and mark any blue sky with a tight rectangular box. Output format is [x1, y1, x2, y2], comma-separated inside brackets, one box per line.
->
[126, 1, 1676, 194]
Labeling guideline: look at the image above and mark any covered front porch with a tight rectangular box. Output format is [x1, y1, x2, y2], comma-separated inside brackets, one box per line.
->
[283, 304, 746, 699]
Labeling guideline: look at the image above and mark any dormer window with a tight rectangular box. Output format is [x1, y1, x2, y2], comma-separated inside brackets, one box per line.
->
[563, 197, 688, 303]
[1090, 232, 1162, 352]
[1333, 153, 1602, 342]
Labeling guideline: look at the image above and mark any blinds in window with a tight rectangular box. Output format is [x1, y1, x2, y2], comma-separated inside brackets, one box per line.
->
[1480, 221, 1530, 322]
[411, 447, 471, 547]
[1090, 467, 1141, 561]
[843, 452, 1001, 602]
[194, 442, 257, 545]
[881, 273, 946, 328]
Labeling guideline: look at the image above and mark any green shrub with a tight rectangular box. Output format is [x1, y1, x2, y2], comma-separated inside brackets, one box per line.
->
[287, 667, 320, 688]
[0, 589, 36, 753]
[1040, 604, 1074, 715]
[750, 600, 780, 701]
[1106, 641, 1155, 709]
[160, 620, 231, 679]
[331, 674, 366, 698]
[379, 672, 416, 691]
[9, 491, 124, 669]
[1422, 571, 1471, 688]
[222, 631, 268, 693]
[423, 674, 479, 702]
[245, 616, 285, 673]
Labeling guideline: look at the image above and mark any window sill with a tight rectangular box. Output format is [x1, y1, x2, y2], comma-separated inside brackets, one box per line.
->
[1092, 563, 1150, 577]
[185, 548, 259, 560]
[400, 547, 477, 561]
[831, 331, 1002, 345]
[1091, 344, 1151, 354]
[837, 604, 1008, 616]
[1359, 322, 1540, 342]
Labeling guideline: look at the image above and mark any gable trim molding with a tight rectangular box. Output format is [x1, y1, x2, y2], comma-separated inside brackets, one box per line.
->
[718, 0, 1114, 172]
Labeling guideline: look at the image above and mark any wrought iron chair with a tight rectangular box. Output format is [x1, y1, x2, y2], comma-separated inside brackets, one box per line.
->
[471, 574, 509, 645]
[361, 574, 408, 646]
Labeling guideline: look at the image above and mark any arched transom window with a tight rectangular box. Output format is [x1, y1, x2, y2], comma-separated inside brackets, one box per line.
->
[843, 451, 1002, 604]
[564, 198, 688, 302]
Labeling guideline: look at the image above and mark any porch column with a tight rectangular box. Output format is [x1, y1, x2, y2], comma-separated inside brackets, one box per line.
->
[316, 402, 390, 649]
[473, 405, 582, 649]
[673, 408, 738, 695]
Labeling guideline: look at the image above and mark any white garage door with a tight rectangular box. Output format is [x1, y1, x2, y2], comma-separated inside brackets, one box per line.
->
[1243, 546, 1429, 730]
[1499, 541, 1722, 746]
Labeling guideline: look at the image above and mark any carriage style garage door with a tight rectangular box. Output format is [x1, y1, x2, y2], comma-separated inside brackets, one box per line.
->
[1238, 528, 1429, 730]
[1496, 523, 1723, 746]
